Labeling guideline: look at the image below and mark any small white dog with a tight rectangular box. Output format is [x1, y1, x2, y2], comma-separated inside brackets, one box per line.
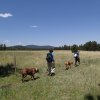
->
[51, 67, 55, 76]
[51, 68, 55, 73]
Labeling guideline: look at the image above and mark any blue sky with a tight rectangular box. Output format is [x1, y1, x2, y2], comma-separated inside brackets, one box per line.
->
[0, 0, 100, 46]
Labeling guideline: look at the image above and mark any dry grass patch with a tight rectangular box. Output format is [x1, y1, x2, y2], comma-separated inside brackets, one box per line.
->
[0, 50, 100, 100]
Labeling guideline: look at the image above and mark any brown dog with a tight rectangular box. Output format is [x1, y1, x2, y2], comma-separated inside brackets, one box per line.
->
[65, 61, 73, 70]
[21, 67, 39, 82]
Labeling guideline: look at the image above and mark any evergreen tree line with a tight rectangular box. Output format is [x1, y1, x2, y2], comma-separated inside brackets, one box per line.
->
[55, 41, 100, 51]
[0, 44, 6, 50]
[0, 41, 100, 51]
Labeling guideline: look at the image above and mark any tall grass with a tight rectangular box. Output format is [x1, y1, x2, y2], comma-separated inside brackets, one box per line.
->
[0, 50, 100, 100]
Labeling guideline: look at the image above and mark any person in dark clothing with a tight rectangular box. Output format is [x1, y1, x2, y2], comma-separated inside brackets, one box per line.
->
[46, 49, 55, 76]
[74, 50, 80, 66]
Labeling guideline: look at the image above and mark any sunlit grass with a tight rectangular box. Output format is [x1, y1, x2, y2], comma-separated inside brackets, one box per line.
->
[0, 50, 100, 100]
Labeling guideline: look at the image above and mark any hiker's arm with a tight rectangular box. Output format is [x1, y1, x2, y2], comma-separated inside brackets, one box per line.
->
[52, 54, 55, 62]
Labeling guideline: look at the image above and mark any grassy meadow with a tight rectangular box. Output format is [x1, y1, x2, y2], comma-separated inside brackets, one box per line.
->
[0, 50, 100, 100]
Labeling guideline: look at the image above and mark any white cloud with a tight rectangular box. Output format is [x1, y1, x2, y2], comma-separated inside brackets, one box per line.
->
[2, 40, 11, 46]
[0, 13, 13, 18]
[31, 25, 38, 28]
[3, 40, 10, 43]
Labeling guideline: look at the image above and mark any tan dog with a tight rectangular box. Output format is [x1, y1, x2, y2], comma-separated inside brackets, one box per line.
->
[21, 67, 39, 82]
[65, 61, 73, 70]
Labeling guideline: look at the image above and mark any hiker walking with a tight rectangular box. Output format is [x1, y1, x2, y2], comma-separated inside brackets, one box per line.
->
[46, 49, 55, 76]
[74, 50, 80, 66]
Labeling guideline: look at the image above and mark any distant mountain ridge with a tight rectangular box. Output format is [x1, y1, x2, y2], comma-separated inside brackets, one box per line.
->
[26, 45, 54, 49]
[8, 45, 54, 50]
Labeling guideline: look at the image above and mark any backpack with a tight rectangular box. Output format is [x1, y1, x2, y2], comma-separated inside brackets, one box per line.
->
[46, 53, 52, 62]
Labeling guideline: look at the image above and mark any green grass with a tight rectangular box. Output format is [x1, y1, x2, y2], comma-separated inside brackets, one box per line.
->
[0, 50, 100, 100]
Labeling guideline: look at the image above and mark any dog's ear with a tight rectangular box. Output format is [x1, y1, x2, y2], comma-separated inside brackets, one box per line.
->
[35, 68, 37, 71]
[35, 68, 39, 72]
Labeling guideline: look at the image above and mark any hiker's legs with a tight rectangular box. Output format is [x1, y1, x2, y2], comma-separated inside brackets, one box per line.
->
[52, 62, 55, 68]
[47, 62, 52, 75]
[78, 57, 80, 65]
[75, 57, 77, 65]
[75, 57, 80, 66]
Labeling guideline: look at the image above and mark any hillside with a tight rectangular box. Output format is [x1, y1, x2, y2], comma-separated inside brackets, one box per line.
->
[26, 45, 54, 49]
[7, 45, 54, 50]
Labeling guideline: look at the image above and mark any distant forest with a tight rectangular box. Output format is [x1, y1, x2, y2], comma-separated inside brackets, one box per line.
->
[0, 41, 100, 51]
[55, 41, 100, 51]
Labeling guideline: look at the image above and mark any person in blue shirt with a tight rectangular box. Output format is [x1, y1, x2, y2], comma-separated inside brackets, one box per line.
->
[46, 49, 55, 76]
[74, 50, 80, 66]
